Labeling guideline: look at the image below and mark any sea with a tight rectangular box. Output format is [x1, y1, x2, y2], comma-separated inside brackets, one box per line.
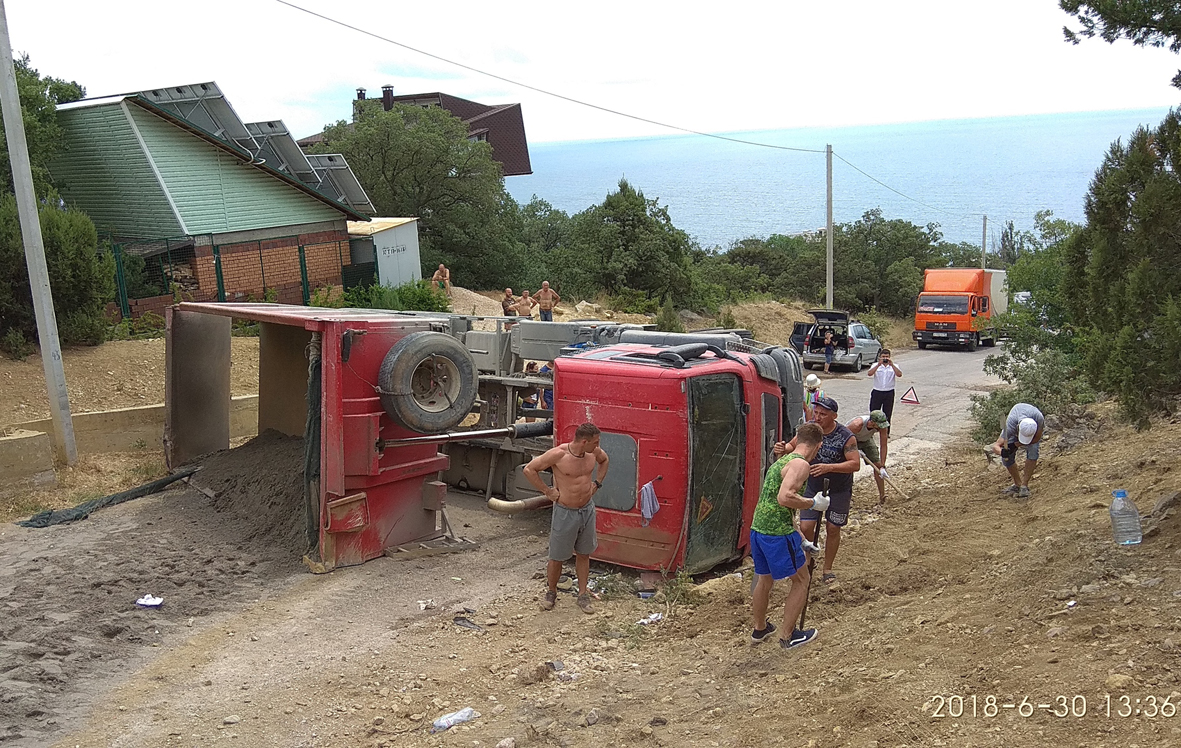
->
[505, 108, 1174, 249]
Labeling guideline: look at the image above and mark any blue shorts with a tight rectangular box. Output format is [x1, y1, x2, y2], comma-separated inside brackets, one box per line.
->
[1002, 441, 1040, 466]
[749, 530, 807, 580]
[539, 309, 554, 322]
[825, 347, 834, 364]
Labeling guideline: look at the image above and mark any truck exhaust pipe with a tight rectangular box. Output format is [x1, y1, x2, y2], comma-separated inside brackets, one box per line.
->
[487, 494, 553, 514]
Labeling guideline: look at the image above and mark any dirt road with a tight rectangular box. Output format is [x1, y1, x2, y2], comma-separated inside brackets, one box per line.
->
[810, 346, 1000, 474]
[11, 344, 1181, 748]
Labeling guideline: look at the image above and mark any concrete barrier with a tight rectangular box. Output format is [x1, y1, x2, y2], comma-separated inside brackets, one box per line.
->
[1, 397, 260, 493]
[0, 429, 57, 494]
[8, 395, 259, 455]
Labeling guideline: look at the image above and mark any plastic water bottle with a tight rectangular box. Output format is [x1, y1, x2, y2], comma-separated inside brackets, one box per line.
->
[431, 707, 478, 732]
[1109, 489, 1143, 546]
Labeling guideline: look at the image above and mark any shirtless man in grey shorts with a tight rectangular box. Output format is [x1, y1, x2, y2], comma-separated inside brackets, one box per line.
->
[524, 423, 610, 614]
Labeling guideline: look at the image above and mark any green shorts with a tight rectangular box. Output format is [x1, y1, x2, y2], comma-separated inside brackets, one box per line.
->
[859, 437, 880, 464]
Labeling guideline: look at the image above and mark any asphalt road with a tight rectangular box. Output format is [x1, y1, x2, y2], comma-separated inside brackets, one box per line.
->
[805, 346, 1002, 477]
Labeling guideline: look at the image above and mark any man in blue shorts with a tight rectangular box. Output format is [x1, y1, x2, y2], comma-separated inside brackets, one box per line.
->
[749, 422, 826, 650]
[775, 396, 859, 586]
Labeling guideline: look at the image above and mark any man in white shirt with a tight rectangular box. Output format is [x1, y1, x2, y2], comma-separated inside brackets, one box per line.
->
[866, 349, 902, 422]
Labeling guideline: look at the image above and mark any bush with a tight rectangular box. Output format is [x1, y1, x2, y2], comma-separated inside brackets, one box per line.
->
[718, 307, 738, 330]
[309, 286, 346, 308]
[1, 327, 33, 359]
[0, 197, 113, 346]
[345, 280, 452, 313]
[856, 307, 891, 343]
[106, 311, 165, 341]
[654, 299, 685, 333]
[609, 288, 659, 315]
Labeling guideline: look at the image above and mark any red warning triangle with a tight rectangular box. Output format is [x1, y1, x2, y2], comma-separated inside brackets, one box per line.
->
[900, 386, 920, 404]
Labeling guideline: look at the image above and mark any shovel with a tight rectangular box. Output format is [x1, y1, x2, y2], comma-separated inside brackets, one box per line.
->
[860, 450, 910, 501]
[797, 478, 828, 632]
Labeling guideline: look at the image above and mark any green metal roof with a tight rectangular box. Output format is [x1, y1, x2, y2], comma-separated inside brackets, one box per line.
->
[50, 96, 366, 240]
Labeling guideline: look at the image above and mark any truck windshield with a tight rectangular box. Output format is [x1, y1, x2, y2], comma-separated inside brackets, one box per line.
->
[917, 295, 969, 314]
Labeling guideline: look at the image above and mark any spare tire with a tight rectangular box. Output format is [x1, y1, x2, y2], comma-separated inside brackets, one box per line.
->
[378, 331, 477, 434]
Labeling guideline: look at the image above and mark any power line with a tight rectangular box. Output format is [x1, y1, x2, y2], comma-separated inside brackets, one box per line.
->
[276, 0, 1028, 231]
[831, 151, 984, 220]
[275, 0, 826, 154]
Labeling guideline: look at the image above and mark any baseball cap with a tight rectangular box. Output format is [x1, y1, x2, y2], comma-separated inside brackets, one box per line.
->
[869, 410, 890, 429]
[1018, 417, 1038, 445]
[814, 396, 838, 413]
[805, 373, 821, 390]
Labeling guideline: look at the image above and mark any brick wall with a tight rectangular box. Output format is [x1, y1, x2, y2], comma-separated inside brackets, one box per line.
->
[116, 228, 351, 319]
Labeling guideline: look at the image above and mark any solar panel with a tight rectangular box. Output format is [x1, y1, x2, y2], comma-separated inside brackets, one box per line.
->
[245, 120, 319, 184]
[136, 83, 258, 155]
[306, 154, 376, 215]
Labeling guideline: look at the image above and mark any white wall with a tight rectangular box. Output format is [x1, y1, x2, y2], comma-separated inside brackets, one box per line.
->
[375, 222, 422, 287]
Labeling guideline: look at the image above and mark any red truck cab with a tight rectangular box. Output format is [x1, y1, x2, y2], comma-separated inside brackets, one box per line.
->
[552, 343, 789, 573]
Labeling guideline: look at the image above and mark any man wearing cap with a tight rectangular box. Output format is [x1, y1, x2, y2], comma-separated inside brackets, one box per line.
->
[847, 411, 890, 504]
[992, 403, 1045, 498]
[803, 374, 826, 423]
[774, 395, 859, 585]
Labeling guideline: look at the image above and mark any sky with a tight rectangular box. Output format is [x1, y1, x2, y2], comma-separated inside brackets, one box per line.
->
[8, 0, 1181, 144]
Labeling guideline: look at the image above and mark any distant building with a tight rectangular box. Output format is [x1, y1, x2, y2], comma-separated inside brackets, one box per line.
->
[50, 82, 376, 317]
[298, 85, 532, 177]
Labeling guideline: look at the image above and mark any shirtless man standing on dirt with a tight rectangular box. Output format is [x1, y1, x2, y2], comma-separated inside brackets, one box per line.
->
[514, 289, 539, 319]
[524, 423, 609, 614]
[534, 281, 560, 321]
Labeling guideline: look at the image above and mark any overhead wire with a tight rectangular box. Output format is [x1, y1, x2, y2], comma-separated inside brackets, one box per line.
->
[276, 0, 1015, 231]
[275, 0, 825, 154]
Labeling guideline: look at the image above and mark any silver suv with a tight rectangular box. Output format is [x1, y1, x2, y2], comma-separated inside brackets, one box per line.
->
[802, 310, 883, 372]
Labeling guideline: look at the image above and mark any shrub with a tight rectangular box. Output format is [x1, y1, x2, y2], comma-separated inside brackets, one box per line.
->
[309, 286, 346, 308]
[856, 307, 891, 343]
[718, 307, 738, 330]
[609, 288, 659, 315]
[0, 197, 113, 346]
[654, 299, 685, 333]
[1, 327, 33, 359]
[344, 281, 452, 313]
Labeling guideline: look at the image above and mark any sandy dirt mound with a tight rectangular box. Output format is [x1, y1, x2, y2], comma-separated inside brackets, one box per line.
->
[0, 337, 260, 426]
[190, 430, 307, 558]
[725, 299, 812, 345]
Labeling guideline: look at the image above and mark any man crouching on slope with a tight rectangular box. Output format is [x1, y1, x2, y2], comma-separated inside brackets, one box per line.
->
[749, 422, 827, 650]
[524, 423, 609, 614]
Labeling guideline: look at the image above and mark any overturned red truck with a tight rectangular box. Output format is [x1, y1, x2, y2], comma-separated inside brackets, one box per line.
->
[165, 303, 804, 574]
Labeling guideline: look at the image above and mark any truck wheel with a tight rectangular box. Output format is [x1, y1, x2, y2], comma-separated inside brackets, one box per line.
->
[917, 341, 927, 350]
[378, 331, 477, 434]
[983, 334, 997, 347]
[851, 355, 863, 373]
[966, 335, 978, 353]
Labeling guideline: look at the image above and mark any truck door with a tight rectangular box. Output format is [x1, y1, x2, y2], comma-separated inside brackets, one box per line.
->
[684, 374, 746, 572]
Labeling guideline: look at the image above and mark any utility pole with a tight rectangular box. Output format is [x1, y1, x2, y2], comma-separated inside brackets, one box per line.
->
[0, 0, 76, 464]
[826, 142, 836, 307]
[981, 215, 988, 270]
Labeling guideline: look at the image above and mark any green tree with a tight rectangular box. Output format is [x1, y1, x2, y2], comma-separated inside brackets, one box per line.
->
[0, 197, 114, 345]
[566, 179, 693, 304]
[833, 209, 942, 316]
[314, 103, 524, 287]
[1063, 110, 1181, 424]
[997, 220, 1027, 266]
[1061, 1, 1181, 87]
[0, 55, 85, 198]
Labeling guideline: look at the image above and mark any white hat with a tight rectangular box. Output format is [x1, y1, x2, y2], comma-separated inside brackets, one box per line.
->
[805, 373, 821, 390]
[1018, 417, 1038, 445]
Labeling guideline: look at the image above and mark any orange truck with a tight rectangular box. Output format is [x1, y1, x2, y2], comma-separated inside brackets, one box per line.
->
[912, 268, 1007, 351]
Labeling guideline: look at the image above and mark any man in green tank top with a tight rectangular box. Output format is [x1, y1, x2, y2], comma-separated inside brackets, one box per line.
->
[749, 422, 827, 650]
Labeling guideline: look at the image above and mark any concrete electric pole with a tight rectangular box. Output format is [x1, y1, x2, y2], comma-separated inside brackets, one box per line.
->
[826, 144, 833, 309]
[981, 215, 988, 270]
[0, 0, 77, 464]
